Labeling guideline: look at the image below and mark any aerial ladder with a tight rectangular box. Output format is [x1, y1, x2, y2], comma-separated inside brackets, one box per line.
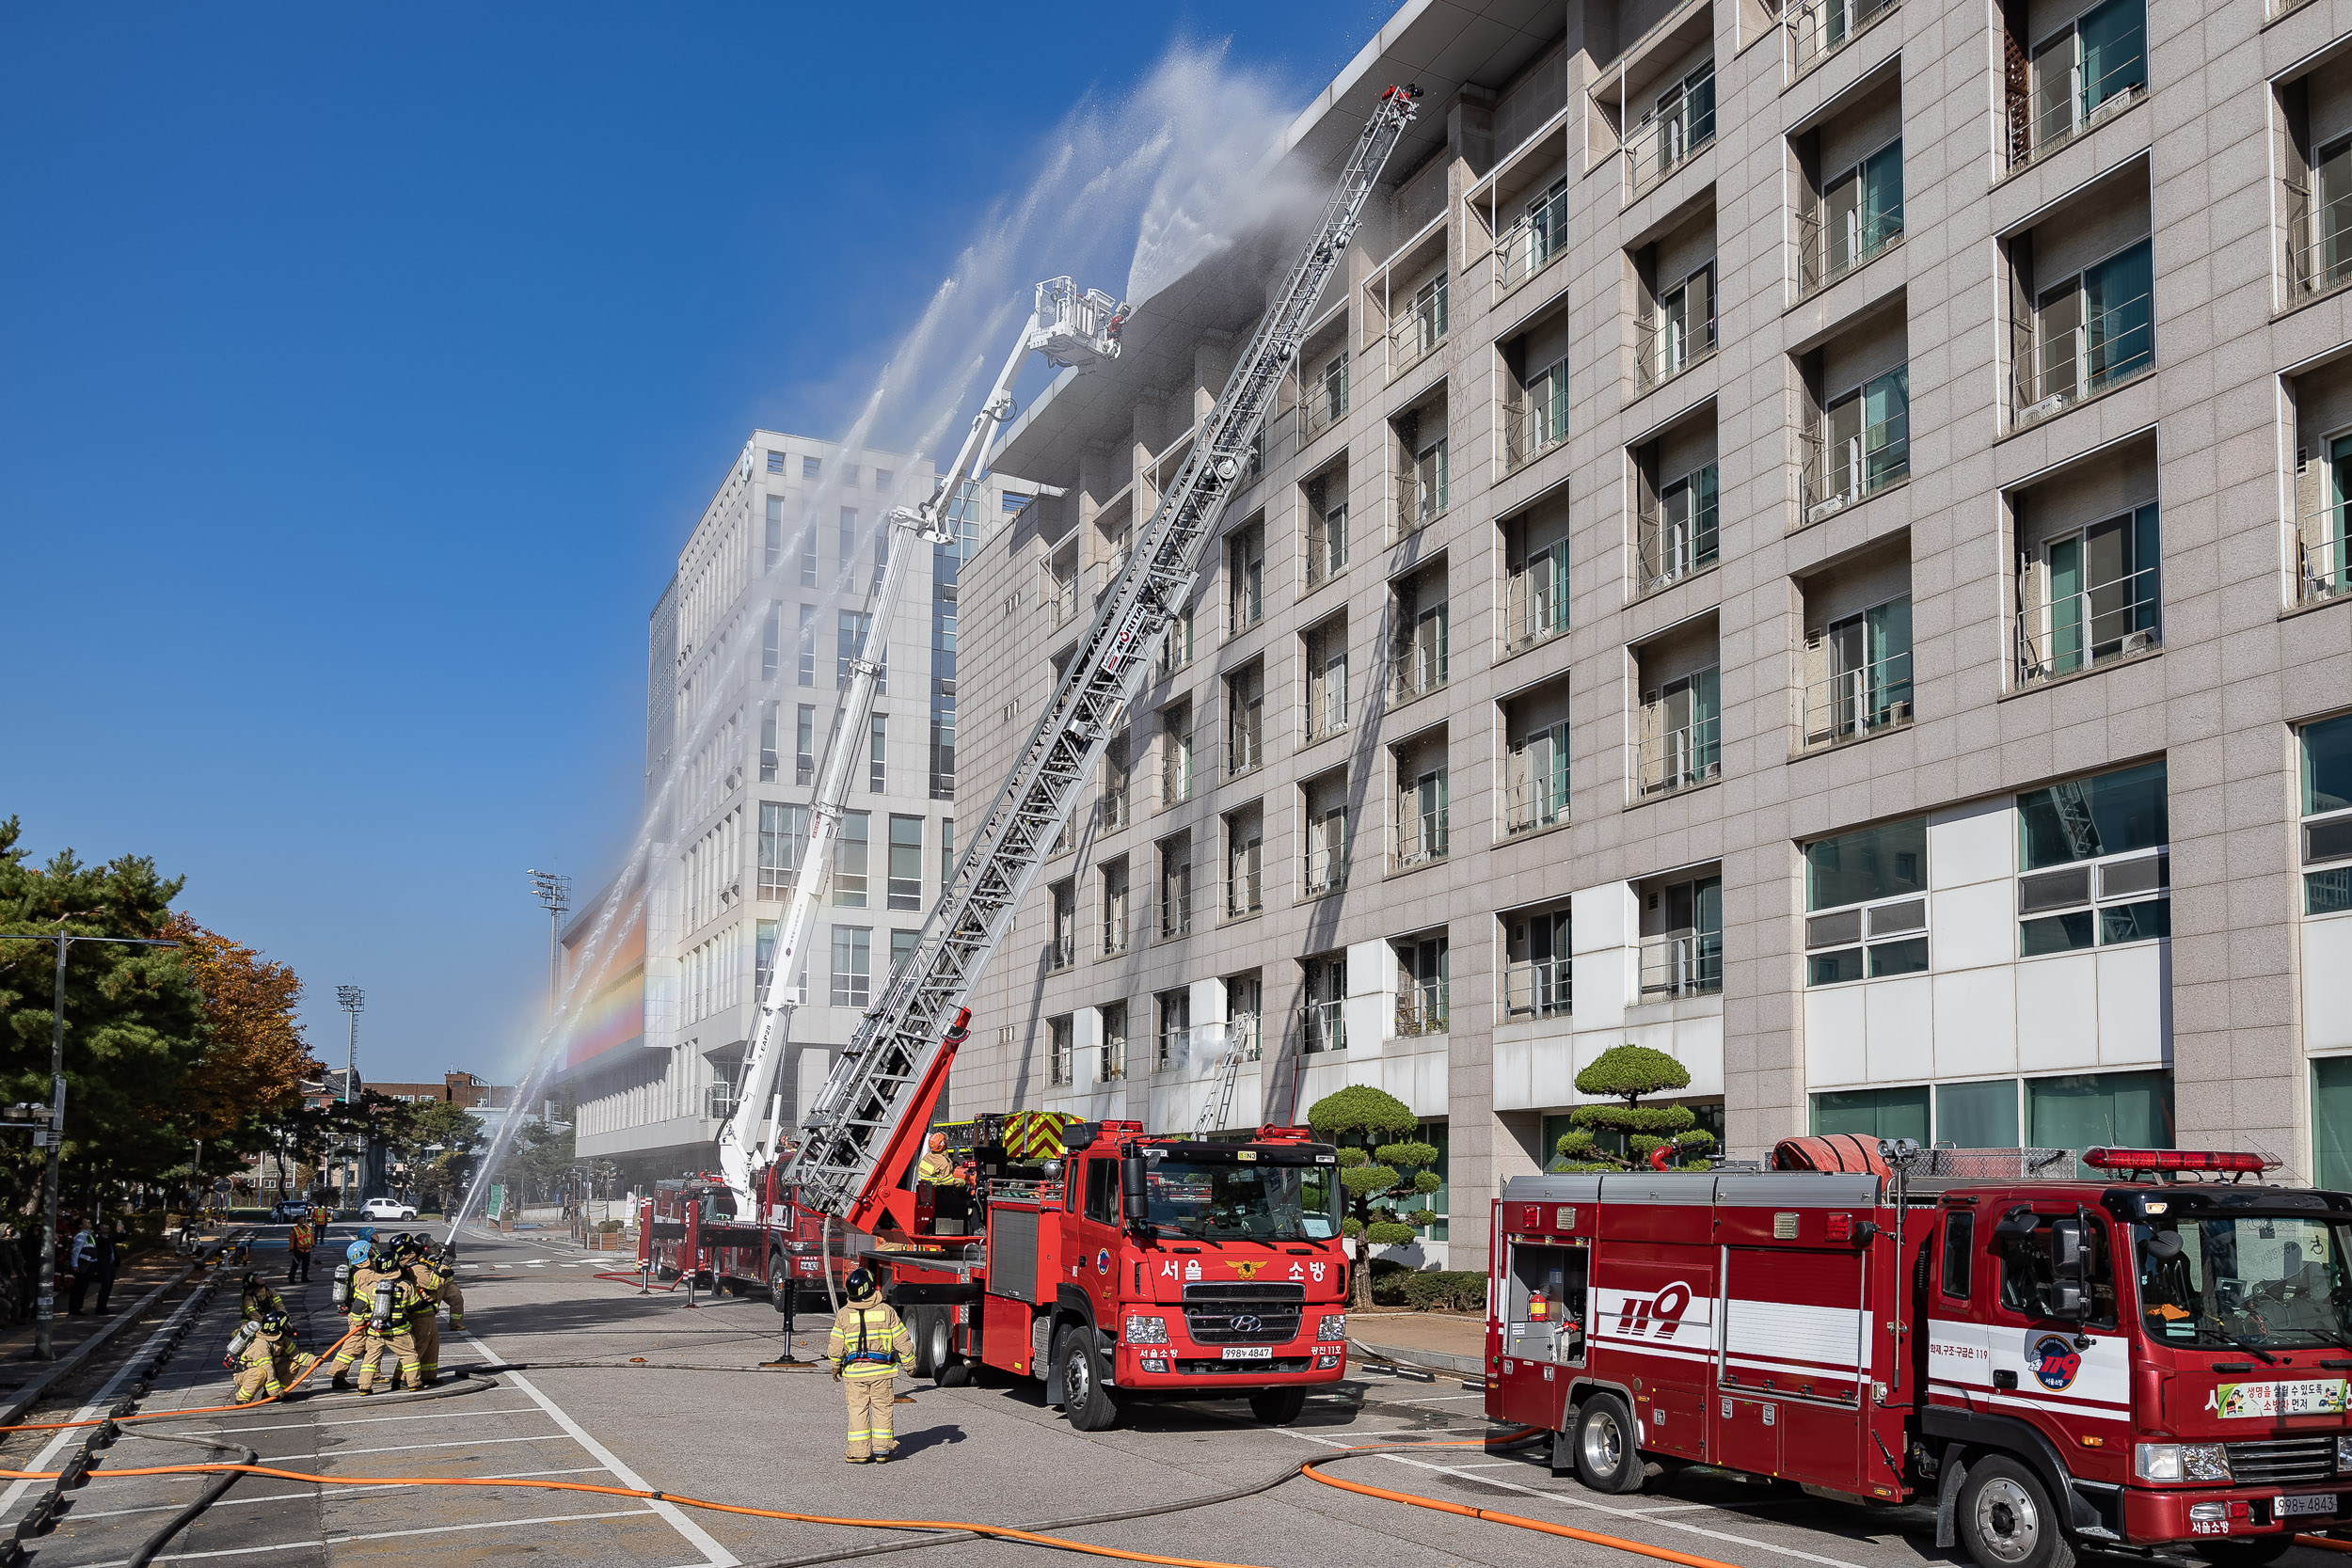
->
[782, 85, 1423, 1240]
[710, 277, 1126, 1216]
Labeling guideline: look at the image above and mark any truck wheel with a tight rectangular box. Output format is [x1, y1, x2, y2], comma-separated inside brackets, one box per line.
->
[1572, 1394, 1645, 1494]
[2193, 1544, 2296, 1568]
[1248, 1388, 1307, 1425]
[921, 1311, 954, 1384]
[1056, 1326, 1120, 1432]
[1957, 1455, 2077, 1568]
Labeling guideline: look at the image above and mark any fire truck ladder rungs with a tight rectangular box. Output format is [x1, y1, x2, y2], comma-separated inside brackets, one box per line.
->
[784, 87, 1423, 1219]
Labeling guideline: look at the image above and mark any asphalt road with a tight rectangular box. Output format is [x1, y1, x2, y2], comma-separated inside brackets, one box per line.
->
[2, 1225, 2341, 1568]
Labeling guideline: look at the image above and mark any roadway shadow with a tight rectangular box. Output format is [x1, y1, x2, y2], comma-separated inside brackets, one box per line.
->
[882, 1423, 967, 1459]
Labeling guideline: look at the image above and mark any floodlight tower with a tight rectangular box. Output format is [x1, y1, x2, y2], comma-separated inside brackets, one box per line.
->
[335, 985, 362, 1206]
[527, 869, 572, 1008]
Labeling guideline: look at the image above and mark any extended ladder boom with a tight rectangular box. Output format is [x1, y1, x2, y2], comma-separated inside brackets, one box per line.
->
[715, 278, 1122, 1209]
[783, 86, 1422, 1229]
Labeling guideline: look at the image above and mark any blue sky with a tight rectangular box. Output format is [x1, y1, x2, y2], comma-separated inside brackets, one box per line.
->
[0, 3, 1380, 1085]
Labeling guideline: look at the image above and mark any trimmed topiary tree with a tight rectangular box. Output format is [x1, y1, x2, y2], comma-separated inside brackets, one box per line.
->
[1308, 1085, 1441, 1307]
[1552, 1045, 1717, 1171]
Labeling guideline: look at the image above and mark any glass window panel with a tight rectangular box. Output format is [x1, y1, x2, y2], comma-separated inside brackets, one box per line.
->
[2018, 761, 2168, 869]
[2098, 897, 2169, 944]
[2303, 714, 2352, 816]
[1868, 935, 1931, 976]
[1806, 817, 1928, 910]
[2020, 911, 2096, 955]
[2026, 1069, 2172, 1172]
[2077, 0, 2145, 113]
[2310, 868, 2352, 915]
[2315, 1057, 2352, 1193]
[1810, 1085, 1931, 1142]
[1937, 1079, 2020, 1148]
[1809, 948, 1867, 985]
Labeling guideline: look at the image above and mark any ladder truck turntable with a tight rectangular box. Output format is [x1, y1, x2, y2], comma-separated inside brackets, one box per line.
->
[646, 84, 1426, 1431]
[1486, 1140, 2352, 1568]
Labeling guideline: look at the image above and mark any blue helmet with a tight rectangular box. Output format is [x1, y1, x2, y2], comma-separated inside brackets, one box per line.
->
[356, 1227, 376, 1243]
[345, 1239, 373, 1266]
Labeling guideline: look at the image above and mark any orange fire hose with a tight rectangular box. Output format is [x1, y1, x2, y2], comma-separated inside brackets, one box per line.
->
[1300, 1457, 1745, 1568]
[0, 1325, 358, 1433]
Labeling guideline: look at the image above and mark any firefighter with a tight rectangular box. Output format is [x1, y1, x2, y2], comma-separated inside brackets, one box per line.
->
[231, 1309, 315, 1404]
[821, 1267, 913, 1463]
[327, 1239, 389, 1391]
[914, 1132, 964, 1186]
[239, 1272, 285, 1323]
[354, 1256, 425, 1395]
[394, 1236, 465, 1385]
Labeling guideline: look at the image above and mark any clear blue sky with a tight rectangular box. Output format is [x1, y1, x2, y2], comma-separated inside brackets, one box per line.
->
[0, 3, 1381, 1085]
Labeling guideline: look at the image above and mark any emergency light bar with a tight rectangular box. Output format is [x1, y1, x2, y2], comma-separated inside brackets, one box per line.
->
[2082, 1148, 2279, 1175]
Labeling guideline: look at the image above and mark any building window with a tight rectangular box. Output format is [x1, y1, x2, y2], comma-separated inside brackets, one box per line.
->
[1100, 1001, 1128, 1082]
[1304, 619, 1349, 741]
[940, 817, 954, 888]
[1637, 465, 1719, 596]
[1392, 589, 1448, 703]
[2300, 715, 2352, 913]
[1049, 880, 1077, 971]
[765, 496, 785, 567]
[797, 606, 816, 685]
[1227, 663, 1264, 775]
[1305, 473, 1349, 587]
[1805, 366, 1910, 518]
[1400, 428, 1450, 534]
[890, 928, 917, 986]
[1157, 601, 1196, 676]
[2295, 135, 2352, 302]
[1629, 59, 1715, 193]
[830, 927, 870, 1007]
[1226, 973, 1263, 1060]
[1101, 859, 1131, 955]
[755, 919, 778, 997]
[1302, 953, 1346, 1053]
[1807, 140, 1902, 293]
[1504, 717, 1569, 836]
[1506, 353, 1569, 470]
[2315, 1058, 2352, 1190]
[1099, 733, 1132, 832]
[1303, 798, 1349, 897]
[803, 455, 821, 481]
[1636, 668, 1721, 798]
[1804, 594, 1915, 747]
[2018, 504, 2160, 684]
[2016, 760, 2169, 953]
[834, 812, 869, 907]
[2019, 240, 2155, 420]
[1307, 350, 1350, 436]
[1804, 817, 1929, 983]
[869, 714, 887, 793]
[2019, 0, 2146, 166]
[801, 531, 818, 590]
[1810, 1084, 1930, 1142]
[1394, 932, 1449, 1037]
[1501, 175, 1569, 287]
[1159, 704, 1194, 807]
[1224, 807, 1263, 916]
[1158, 836, 1192, 940]
[1392, 272, 1448, 368]
[767, 451, 786, 475]
[758, 802, 808, 899]
[1228, 522, 1264, 634]
[838, 509, 856, 565]
[1395, 756, 1449, 869]
[838, 610, 882, 689]
[877, 467, 895, 491]
[1048, 1016, 1074, 1086]
[1155, 990, 1189, 1069]
[1503, 905, 1572, 1019]
[796, 704, 816, 786]
[1641, 874, 1723, 998]
[1636, 261, 1715, 394]
[759, 701, 779, 784]
[887, 815, 923, 911]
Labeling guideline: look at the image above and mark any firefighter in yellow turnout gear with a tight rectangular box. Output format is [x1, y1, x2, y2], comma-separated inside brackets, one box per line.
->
[393, 1236, 465, 1385]
[239, 1273, 284, 1323]
[354, 1258, 426, 1394]
[822, 1268, 914, 1462]
[231, 1310, 314, 1404]
[328, 1238, 394, 1391]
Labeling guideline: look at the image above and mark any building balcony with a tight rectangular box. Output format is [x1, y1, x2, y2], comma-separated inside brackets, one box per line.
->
[1049, 934, 1076, 972]
[1394, 989, 1450, 1037]
[1634, 310, 1715, 396]
[1634, 713, 1721, 799]
[1301, 850, 1350, 898]
[2290, 200, 2352, 305]
[2298, 501, 2352, 608]
[1505, 777, 1569, 837]
[1626, 76, 1715, 198]
[1301, 999, 1347, 1053]
[2007, 47, 2146, 171]
[1789, 0, 1899, 73]
[2017, 563, 2160, 686]
[1393, 466, 1450, 542]
[1101, 918, 1131, 958]
[1503, 396, 1568, 473]
[1393, 818, 1450, 872]
[1158, 894, 1192, 942]
[2014, 296, 2154, 426]
[1635, 501, 1719, 597]
[1801, 651, 1914, 751]
[1639, 928, 1722, 999]
[1801, 204, 1901, 296]
[1801, 421, 1910, 524]
[1390, 282, 1449, 375]
[1496, 187, 1570, 293]
[1504, 542, 1570, 655]
[1502, 958, 1573, 1021]
[1390, 645, 1449, 704]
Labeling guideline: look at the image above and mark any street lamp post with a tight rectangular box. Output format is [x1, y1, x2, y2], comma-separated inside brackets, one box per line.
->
[526, 870, 571, 1008]
[336, 986, 362, 1208]
[0, 923, 179, 1360]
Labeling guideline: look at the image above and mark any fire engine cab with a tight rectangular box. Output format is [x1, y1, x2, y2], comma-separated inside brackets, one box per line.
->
[1487, 1142, 2352, 1568]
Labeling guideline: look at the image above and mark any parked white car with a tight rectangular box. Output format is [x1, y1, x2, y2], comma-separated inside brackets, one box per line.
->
[360, 1196, 418, 1221]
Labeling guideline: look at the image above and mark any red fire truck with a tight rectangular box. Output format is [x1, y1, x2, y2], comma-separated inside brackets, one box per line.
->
[1486, 1142, 2352, 1568]
[638, 1167, 848, 1309]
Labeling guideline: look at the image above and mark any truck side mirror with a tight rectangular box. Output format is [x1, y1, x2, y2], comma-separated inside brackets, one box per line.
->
[1120, 1152, 1151, 1227]
[2049, 1216, 2088, 1319]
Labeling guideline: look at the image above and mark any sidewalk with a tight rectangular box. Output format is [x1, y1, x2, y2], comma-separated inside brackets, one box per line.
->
[1348, 1309, 1486, 1375]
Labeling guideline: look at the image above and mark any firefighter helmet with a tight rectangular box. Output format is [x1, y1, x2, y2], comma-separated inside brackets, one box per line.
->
[345, 1239, 373, 1266]
[844, 1267, 879, 1302]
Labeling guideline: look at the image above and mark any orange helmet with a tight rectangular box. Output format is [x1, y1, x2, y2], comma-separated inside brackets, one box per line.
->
[928, 1132, 948, 1153]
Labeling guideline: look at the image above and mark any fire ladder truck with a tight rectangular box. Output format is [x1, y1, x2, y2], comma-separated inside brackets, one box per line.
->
[647, 83, 1424, 1430]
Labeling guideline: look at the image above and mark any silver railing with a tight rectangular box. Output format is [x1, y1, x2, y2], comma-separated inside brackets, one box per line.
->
[1497, 185, 1571, 290]
[1390, 640, 1449, 702]
[1801, 200, 1901, 294]
[1801, 414, 1911, 521]
[1640, 928, 1723, 998]
[1158, 754, 1193, 808]
[1625, 76, 1716, 196]
[1391, 278, 1449, 372]
[1394, 461, 1450, 538]
[1789, 0, 1899, 72]
[1044, 568, 1077, 627]
[1302, 845, 1350, 896]
[2299, 499, 2352, 606]
[1159, 888, 1192, 941]
[2014, 291, 2154, 424]
[1303, 363, 1350, 437]
[1634, 308, 1715, 393]
[1504, 541, 1570, 653]
[1394, 811, 1450, 869]
[2289, 192, 2352, 301]
[1502, 957, 1573, 1020]
[1395, 987, 1450, 1037]
[1634, 712, 1722, 798]
[1504, 391, 1568, 471]
[2010, 42, 2146, 169]
[1636, 495, 1719, 594]
[1306, 508, 1349, 588]
[1802, 649, 1915, 749]
[1301, 999, 1347, 1053]
[1505, 772, 1569, 835]
[2017, 562, 2160, 684]
[1049, 932, 1076, 971]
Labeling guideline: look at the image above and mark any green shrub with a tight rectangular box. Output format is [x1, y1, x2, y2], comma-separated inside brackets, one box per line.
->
[1398, 1270, 1486, 1311]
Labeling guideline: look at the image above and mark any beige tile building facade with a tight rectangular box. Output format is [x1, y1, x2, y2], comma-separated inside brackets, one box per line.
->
[949, 0, 2352, 1269]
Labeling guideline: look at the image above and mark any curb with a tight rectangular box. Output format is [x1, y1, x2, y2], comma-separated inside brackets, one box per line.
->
[1348, 1336, 1486, 1377]
[0, 1256, 210, 1431]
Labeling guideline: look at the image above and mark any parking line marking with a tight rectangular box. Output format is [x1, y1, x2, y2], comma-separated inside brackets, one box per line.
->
[170, 1404, 546, 1436]
[80, 1507, 660, 1563]
[258, 1433, 566, 1462]
[72, 1466, 610, 1520]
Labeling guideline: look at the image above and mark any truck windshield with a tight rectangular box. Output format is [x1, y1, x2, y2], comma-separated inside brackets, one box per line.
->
[1144, 1160, 1343, 1243]
[2135, 1214, 2352, 1350]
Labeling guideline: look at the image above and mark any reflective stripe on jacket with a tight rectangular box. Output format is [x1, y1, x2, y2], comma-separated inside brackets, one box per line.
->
[825, 1300, 913, 1378]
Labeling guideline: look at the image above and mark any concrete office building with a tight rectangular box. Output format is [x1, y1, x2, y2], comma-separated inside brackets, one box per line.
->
[953, 0, 2352, 1268]
[556, 432, 1032, 1184]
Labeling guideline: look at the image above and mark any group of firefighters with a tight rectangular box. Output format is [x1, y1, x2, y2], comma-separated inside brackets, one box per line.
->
[230, 1227, 465, 1403]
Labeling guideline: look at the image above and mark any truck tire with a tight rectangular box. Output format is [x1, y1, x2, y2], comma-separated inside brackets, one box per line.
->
[920, 1311, 954, 1384]
[1055, 1325, 1120, 1432]
[1248, 1387, 1307, 1425]
[1572, 1393, 1645, 1494]
[907, 1307, 937, 1378]
[1957, 1455, 2077, 1568]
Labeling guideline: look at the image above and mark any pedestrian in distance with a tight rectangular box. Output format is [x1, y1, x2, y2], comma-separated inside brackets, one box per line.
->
[65, 1219, 95, 1315]
[91, 1222, 119, 1314]
[287, 1214, 315, 1284]
[820, 1266, 914, 1463]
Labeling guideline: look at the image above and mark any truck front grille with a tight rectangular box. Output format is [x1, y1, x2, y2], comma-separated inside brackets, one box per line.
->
[1180, 1283, 1305, 1345]
[2226, 1438, 2337, 1483]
